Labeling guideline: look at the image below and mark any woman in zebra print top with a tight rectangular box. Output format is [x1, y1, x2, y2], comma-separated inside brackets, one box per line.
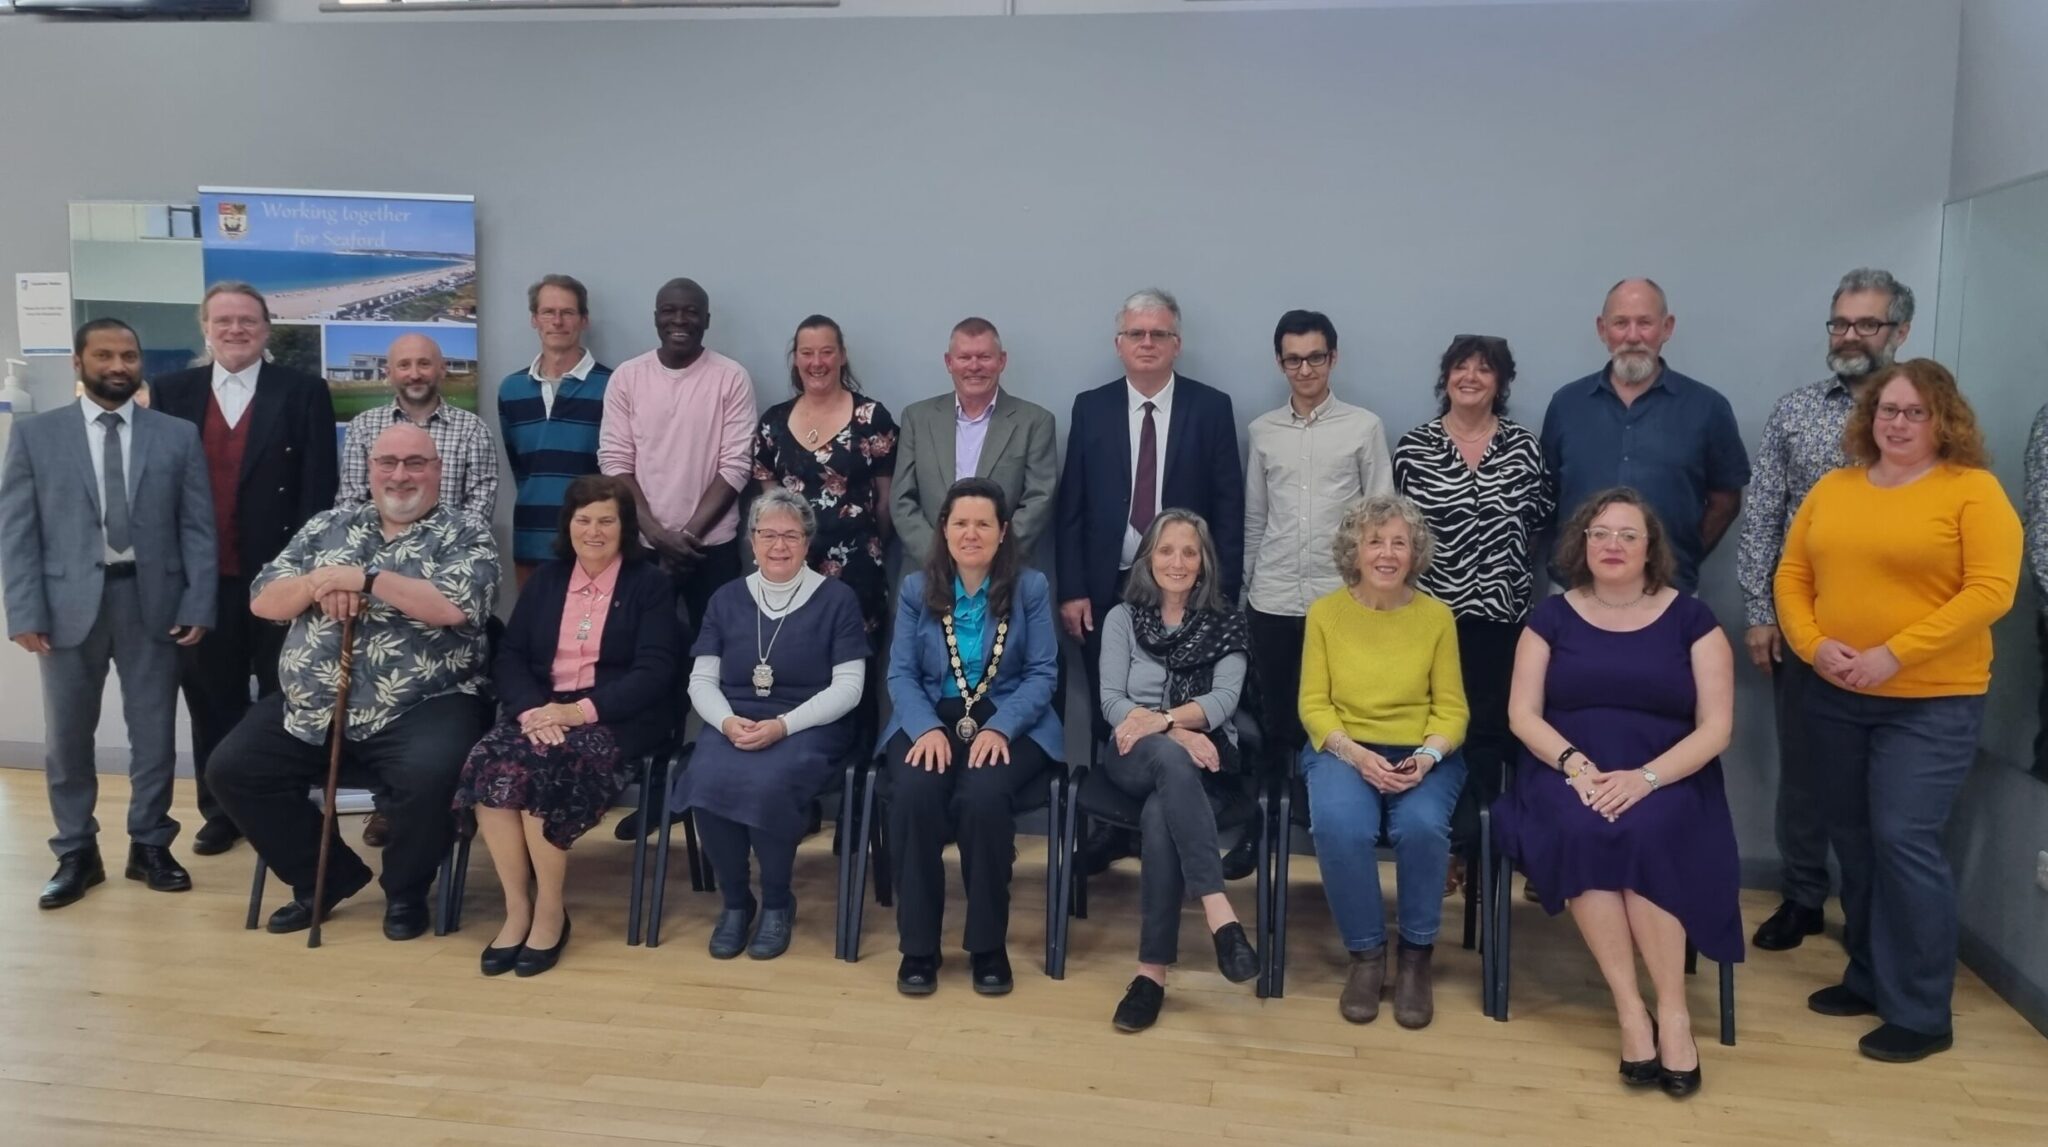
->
[1393, 334, 1553, 838]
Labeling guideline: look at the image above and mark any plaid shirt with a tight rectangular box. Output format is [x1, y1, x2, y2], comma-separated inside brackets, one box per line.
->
[1735, 376, 1855, 627]
[337, 401, 499, 525]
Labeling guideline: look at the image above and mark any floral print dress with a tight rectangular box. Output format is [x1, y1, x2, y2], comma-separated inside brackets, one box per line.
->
[753, 396, 899, 633]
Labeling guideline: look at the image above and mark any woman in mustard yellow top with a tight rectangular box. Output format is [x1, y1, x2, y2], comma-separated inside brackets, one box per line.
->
[1298, 494, 1468, 1030]
[1775, 358, 2020, 1064]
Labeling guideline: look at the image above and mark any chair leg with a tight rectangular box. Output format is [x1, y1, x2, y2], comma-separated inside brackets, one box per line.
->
[450, 832, 472, 930]
[869, 785, 893, 909]
[1071, 812, 1091, 921]
[433, 846, 456, 938]
[246, 854, 267, 930]
[1271, 786, 1292, 1000]
[835, 761, 859, 961]
[1461, 847, 1479, 952]
[1050, 770, 1079, 980]
[1719, 960, 1737, 1046]
[1478, 808, 1494, 1017]
[628, 753, 652, 946]
[1493, 846, 1513, 1021]
[1043, 772, 1061, 979]
[648, 808, 676, 948]
[846, 767, 878, 962]
[1254, 781, 1272, 999]
[1685, 940, 1699, 976]
[683, 803, 707, 893]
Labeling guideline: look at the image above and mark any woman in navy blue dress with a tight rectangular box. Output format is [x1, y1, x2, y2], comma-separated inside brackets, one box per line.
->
[1495, 488, 1739, 1098]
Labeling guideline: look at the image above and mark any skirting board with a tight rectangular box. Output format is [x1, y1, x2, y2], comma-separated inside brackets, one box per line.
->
[1961, 925, 2048, 1038]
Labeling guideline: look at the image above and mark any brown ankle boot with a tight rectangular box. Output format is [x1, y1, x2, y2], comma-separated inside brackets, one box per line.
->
[1393, 943, 1435, 1029]
[1340, 945, 1386, 1023]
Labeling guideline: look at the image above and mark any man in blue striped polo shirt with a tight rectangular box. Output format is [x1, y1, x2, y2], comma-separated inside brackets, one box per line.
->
[499, 274, 612, 586]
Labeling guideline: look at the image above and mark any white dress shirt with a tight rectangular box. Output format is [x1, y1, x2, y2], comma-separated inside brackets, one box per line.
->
[532, 348, 597, 419]
[1121, 373, 1176, 569]
[1242, 394, 1394, 616]
[210, 360, 258, 429]
[80, 395, 136, 561]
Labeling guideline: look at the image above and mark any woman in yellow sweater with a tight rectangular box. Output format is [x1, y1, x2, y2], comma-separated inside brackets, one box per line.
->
[1299, 494, 1468, 1030]
[1775, 358, 2020, 1064]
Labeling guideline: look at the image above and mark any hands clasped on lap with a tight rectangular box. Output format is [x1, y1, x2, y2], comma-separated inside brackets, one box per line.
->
[905, 726, 1010, 771]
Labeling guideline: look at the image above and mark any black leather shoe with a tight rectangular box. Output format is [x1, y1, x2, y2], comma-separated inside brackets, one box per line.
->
[611, 807, 689, 842]
[1808, 983, 1878, 1017]
[191, 817, 243, 857]
[970, 948, 1014, 996]
[361, 812, 391, 849]
[480, 938, 523, 976]
[383, 898, 431, 941]
[125, 843, 192, 892]
[514, 915, 571, 977]
[1620, 1016, 1661, 1087]
[1752, 900, 1824, 951]
[38, 847, 105, 909]
[265, 867, 372, 934]
[1220, 835, 1258, 882]
[1113, 975, 1166, 1033]
[1076, 824, 1136, 878]
[1212, 921, 1260, 984]
[1859, 1023, 1953, 1063]
[748, 904, 795, 960]
[897, 954, 941, 996]
[1658, 1058, 1702, 1097]
[708, 902, 757, 960]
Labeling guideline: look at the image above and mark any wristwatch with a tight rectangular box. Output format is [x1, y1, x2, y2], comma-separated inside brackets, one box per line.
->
[361, 562, 382, 595]
[1415, 745, 1444, 765]
[1162, 711, 1177, 731]
[1641, 768, 1661, 792]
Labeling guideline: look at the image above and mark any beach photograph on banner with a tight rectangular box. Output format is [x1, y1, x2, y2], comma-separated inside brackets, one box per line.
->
[195, 186, 478, 420]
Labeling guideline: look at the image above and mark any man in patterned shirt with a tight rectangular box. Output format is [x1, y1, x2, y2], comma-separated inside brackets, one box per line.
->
[210, 423, 497, 942]
[336, 333, 499, 525]
[1736, 267, 1914, 952]
[2022, 405, 2048, 782]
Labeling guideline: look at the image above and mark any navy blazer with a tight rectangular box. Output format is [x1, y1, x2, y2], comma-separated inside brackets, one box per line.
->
[1056, 375, 1244, 611]
[879, 568, 1064, 762]
[152, 362, 340, 577]
[494, 556, 682, 759]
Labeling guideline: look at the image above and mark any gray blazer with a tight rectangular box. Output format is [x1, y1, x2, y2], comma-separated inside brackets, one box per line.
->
[891, 388, 1059, 564]
[0, 401, 217, 648]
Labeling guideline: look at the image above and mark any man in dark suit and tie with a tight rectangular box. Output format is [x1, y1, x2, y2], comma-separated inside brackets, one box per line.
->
[1, 319, 218, 908]
[892, 316, 1059, 563]
[151, 282, 340, 855]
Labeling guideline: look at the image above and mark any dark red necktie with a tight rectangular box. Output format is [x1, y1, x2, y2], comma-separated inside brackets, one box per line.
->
[1130, 400, 1158, 535]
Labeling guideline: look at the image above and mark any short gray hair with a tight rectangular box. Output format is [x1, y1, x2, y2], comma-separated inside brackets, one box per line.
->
[1122, 509, 1226, 612]
[1833, 267, 1915, 326]
[748, 488, 816, 539]
[1331, 494, 1434, 588]
[1118, 287, 1181, 328]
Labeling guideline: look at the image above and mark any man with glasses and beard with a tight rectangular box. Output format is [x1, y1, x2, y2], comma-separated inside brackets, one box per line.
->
[1539, 278, 1750, 593]
[2, 319, 217, 908]
[1738, 268, 1915, 952]
[208, 423, 497, 941]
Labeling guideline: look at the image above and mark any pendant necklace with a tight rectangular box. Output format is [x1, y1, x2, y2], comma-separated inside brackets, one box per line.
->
[752, 576, 803, 695]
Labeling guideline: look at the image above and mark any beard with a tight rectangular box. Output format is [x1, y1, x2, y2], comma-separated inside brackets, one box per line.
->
[1610, 349, 1658, 385]
[1828, 342, 1895, 380]
[81, 369, 140, 405]
[375, 486, 431, 525]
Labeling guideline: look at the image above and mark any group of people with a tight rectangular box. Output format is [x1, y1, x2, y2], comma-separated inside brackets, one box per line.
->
[0, 267, 2028, 1084]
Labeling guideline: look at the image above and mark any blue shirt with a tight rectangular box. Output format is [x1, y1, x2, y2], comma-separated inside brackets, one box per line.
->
[1539, 361, 1750, 591]
[942, 574, 990, 697]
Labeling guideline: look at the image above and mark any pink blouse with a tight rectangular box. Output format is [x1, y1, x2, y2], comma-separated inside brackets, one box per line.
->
[547, 556, 622, 722]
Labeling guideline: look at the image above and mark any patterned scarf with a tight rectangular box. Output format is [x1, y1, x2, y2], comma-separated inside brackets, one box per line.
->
[1128, 604, 1250, 709]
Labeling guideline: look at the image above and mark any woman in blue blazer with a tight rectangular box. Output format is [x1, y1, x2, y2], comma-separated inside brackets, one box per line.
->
[880, 477, 1063, 998]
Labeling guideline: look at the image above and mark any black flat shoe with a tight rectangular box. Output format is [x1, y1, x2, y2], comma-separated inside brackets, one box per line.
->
[611, 807, 688, 842]
[515, 915, 571, 977]
[708, 901, 757, 960]
[1211, 921, 1260, 984]
[1620, 1016, 1661, 1087]
[748, 904, 794, 961]
[480, 938, 523, 976]
[1657, 1032, 1701, 1097]
[265, 867, 371, 933]
[125, 843, 192, 892]
[38, 846, 105, 910]
[897, 954, 941, 996]
[1220, 835, 1258, 881]
[970, 948, 1013, 996]
[1808, 983, 1878, 1017]
[383, 898, 432, 941]
[1752, 900, 1825, 951]
[191, 817, 243, 857]
[1859, 1023, 1953, 1063]
[1113, 976, 1165, 1033]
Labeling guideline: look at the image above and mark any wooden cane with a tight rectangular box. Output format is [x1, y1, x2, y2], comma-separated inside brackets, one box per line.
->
[308, 611, 358, 950]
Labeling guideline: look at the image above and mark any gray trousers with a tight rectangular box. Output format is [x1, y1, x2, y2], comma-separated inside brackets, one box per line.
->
[1803, 679, 1983, 1036]
[1772, 654, 1834, 909]
[1102, 734, 1226, 966]
[39, 575, 181, 857]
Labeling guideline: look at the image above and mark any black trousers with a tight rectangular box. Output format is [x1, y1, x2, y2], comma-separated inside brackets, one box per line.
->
[210, 692, 491, 902]
[1453, 617, 1519, 806]
[664, 538, 743, 643]
[1246, 609, 1308, 767]
[1772, 652, 1833, 909]
[883, 730, 1050, 957]
[178, 575, 283, 824]
[694, 809, 801, 912]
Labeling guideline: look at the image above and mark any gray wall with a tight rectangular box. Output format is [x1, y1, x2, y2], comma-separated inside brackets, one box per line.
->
[1944, 0, 2048, 1035]
[0, 3, 1959, 877]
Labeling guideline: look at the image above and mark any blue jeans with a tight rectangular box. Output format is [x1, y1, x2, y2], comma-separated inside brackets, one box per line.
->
[1301, 743, 1467, 950]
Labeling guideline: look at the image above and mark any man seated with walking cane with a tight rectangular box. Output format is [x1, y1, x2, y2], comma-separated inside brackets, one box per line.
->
[210, 423, 498, 941]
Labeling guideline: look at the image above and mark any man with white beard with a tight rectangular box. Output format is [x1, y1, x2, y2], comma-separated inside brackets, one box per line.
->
[1736, 268, 1915, 954]
[1539, 278, 1751, 592]
[210, 423, 497, 942]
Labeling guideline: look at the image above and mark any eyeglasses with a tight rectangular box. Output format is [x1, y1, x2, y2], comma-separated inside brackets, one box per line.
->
[1825, 318, 1900, 337]
[1280, 352, 1332, 373]
[370, 454, 436, 474]
[206, 316, 266, 330]
[752, 529, 806, 547]
[1875, 403, 1931, 423]
[1585, 527, 1645, 546]
[1119, 329, 1180, 344]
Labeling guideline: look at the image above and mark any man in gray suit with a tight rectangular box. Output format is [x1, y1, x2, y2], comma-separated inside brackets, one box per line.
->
[891, 317, 1059, 563]
[1, 318, 217, 908]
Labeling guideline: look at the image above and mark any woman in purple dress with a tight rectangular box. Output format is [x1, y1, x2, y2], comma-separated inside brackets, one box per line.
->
[1495, 488, 1738, 1098]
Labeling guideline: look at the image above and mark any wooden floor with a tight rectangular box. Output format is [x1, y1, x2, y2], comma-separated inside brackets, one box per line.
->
[1, 768, 2043, 1146]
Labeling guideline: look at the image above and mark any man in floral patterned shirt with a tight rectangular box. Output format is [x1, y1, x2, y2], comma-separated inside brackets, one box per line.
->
[211, 423, 498, 942]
